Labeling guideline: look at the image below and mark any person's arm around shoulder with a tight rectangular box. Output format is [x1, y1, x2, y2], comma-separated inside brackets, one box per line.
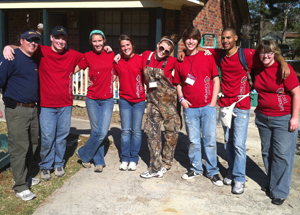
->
[3, 45, 19, 61]
[289, 85, 300, 132]
[177, 47, 207, 61]
[276, 55, 290, 79]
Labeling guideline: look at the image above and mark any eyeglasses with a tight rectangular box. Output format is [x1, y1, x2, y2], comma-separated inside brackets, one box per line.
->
[24, 38, 40, 44]
[158, 46, 171, 55]
[259, 52, 274, 57]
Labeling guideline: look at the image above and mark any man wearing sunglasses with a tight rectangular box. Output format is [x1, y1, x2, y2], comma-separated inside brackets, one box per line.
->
[0, 30, 41, 201]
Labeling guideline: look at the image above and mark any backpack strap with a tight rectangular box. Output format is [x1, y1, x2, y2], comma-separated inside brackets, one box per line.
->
[238, 48, 254, 91]
[219, 50, 226, 68]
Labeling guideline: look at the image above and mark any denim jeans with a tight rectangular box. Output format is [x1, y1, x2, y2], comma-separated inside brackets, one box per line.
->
[223, 107, 250, 183]
[255, 110, 297, 199]
[184, 104, 219, 177]
[77, 97, 114, 166]
[119, 98, 145, 163]
[39, 106, 72, 170]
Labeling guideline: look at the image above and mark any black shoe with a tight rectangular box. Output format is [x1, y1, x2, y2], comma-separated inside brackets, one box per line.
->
[209, 174, 223, 186]
[271, 198, 285, 205]
[181, 170, 202, 180]
[261, 186, 270, 196]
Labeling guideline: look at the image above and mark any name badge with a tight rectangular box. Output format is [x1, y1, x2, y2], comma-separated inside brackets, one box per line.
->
[185, 74, 196, 86]
[149, 82, 157, 88]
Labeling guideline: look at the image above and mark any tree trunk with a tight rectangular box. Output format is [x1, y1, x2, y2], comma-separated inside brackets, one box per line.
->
[282, 2, 290, 44]
[259, 0, 266, 43]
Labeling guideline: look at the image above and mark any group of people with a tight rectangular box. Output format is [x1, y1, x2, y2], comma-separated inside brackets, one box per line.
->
[0, 25, 298, 207]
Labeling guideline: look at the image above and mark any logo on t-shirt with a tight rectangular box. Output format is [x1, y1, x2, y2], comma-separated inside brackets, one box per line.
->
[240, 76, 247, 95]
[110, 69, 114, 94]
[136, 74, 143, 98]
[0, 61, 2, 66]
[276, 88, 288, 111]
[204, 76, 211, 103]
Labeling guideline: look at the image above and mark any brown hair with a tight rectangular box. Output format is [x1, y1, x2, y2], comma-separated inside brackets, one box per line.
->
[118, 34, 135, 53]
[182, 27, 201, 47]
[256, 40, 281, 60]
[159, 34, 180, 53]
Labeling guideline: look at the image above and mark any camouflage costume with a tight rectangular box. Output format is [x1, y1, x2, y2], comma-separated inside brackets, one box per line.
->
[144, 52, 181, 173]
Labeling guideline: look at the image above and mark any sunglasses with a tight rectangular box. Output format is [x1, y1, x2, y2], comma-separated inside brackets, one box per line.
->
[24, 38, 40, 44]
[158, 46, 171, 55]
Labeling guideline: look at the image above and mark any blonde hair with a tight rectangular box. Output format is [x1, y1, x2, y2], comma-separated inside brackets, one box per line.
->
[159, 34, 180, 53]
[256, 40, 281, 60]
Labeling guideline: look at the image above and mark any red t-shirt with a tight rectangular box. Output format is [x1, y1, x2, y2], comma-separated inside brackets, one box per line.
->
[254, 62, 299, 116]
[174, 52, 219, 108]
[35, 45, 82, 107]
[78, 51, 115, 100]
[113, 54, 145, 103]
[142, 51, 177, 85]
[210, 48, 261, 110]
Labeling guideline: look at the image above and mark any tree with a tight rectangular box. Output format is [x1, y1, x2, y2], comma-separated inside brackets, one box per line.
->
[267, 1, 299, 43]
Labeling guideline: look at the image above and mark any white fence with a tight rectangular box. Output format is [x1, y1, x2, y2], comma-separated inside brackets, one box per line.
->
[72, 68, 120, 101]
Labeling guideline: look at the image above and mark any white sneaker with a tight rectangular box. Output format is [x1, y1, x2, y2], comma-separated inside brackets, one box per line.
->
[14, 177, 40, 187]
[30, 178, 40, 186]
[232, 181, 245, 194]
[160, 167, 167, 174]
[140, 170, 163, 179]
[223, 177, 233, 185]
[128, 162, 137, 171]
[119, 162, 128, 171]
[16, 189, 36, 201]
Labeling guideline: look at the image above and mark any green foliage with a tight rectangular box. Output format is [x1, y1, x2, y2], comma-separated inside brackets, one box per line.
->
[292, 36, 300, 56]
[270, 2, 300, 31]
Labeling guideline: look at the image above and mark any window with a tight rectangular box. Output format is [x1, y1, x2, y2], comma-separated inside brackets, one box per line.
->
[96, 10, 150, 54]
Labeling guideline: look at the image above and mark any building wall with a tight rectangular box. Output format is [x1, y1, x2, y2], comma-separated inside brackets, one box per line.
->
[7, 9, 80, 50]
[7, 10, 40, 45]
[178, 0, 243, 51]
[5, 0, 244, 52]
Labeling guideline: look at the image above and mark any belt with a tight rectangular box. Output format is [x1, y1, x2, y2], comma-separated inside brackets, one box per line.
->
[16, 102, 38, 108]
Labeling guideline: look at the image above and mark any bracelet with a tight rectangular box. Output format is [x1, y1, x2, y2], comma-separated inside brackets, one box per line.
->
[179, 98, 185, 103]
[178, 95, 184, 101]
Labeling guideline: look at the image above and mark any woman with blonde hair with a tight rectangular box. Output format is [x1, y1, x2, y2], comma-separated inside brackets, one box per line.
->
[254, 40, 300, 205]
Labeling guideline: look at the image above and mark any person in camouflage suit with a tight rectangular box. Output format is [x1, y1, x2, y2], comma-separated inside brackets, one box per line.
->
[140, 35, 181, 179]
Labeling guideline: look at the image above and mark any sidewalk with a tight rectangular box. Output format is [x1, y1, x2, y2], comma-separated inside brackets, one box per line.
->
[32, 108, 300, 215]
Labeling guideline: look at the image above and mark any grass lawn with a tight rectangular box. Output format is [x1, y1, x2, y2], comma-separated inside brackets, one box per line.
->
[0, 121, 89, 215]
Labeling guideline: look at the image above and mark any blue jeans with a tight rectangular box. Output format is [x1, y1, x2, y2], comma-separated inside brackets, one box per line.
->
[223, 107, 250, 183]
[255, 110, 297, 199]
[119, 98, 145, 163]
[77, 97, 114, 166]
[184, 104, 219, 177]
[39, 106, 72, 170]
